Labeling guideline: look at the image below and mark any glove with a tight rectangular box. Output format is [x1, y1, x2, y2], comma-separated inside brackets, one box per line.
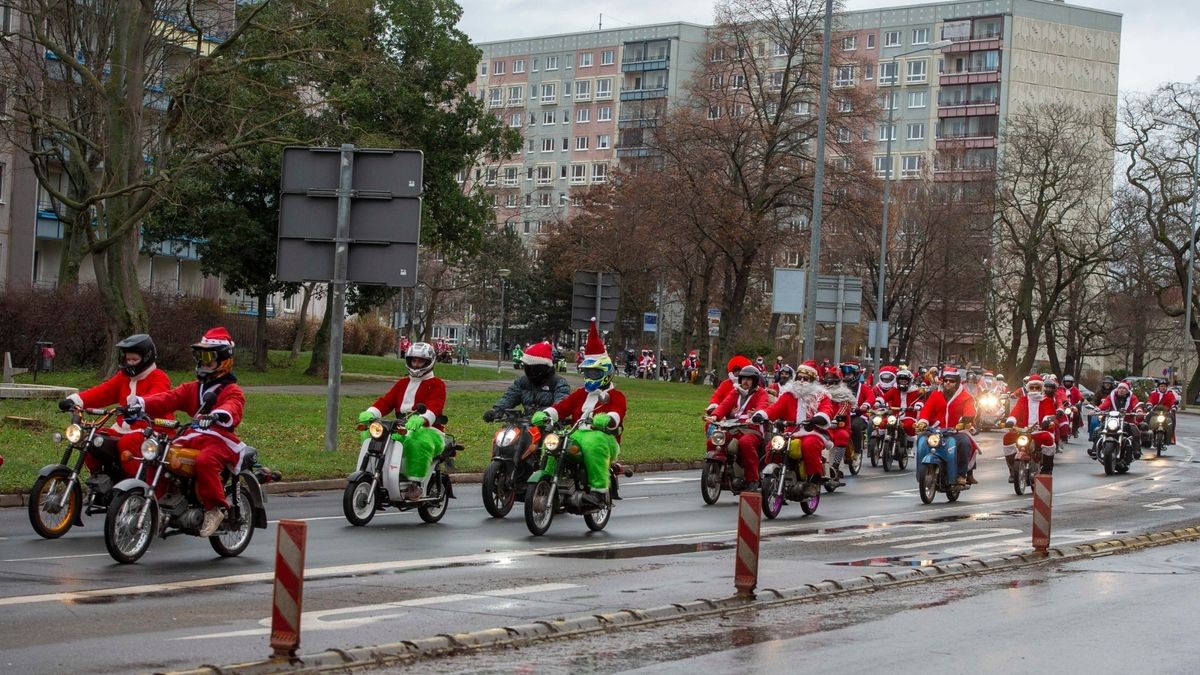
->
[531, 410, 549, 427]
[801, 418, 817, 432]
[194, 414, 214, 430]
[405, 414, 427, 433]
[750, 411, 768, 424]
[705, 403, 718, 414]
[358, 410, 378, 424]
[592, 413, 613, 430]
[483, 408, 500, 423]
[915, 419, 929, 433]
[1006, 417, 1017, 428]
[1041, 415, 1055, 426]
[57, 399, 74, 412]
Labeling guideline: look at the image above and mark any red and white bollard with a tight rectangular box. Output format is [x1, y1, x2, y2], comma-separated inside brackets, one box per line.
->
[735, 491, 762, 598]
[1032, 474, 1052, 552]
[270, 520, 308, 659]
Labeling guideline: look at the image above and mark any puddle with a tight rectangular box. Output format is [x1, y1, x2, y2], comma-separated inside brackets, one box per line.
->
[1005, 578, 1047, 589]
[546, 542, 732, 560]
[829, 554, 967, 567]
[777, 508, 1031, 540]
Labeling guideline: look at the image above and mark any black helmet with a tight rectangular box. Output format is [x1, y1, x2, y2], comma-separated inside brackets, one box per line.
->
[737, 365, 762, 391]
[115, 334, 156, 378]
[1102, 375, 1115, 386]
[523, 363, 553, 385]
[776, 365, 794, 384]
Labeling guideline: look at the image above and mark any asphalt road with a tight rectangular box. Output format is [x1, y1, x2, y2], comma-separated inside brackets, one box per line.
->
[1, 417, 1198, 673]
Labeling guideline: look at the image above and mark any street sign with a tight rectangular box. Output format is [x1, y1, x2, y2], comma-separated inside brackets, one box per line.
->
[643, 312, 658, 332]
[814, 275, 862, 324]
[772, 268, 806, 314]
[571, 270, 621, 331]
[868, 321, 890, 350]
[708, 307, 721, 337]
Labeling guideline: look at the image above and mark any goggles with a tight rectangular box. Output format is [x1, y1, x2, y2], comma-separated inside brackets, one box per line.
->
[582, 367, 606, 380]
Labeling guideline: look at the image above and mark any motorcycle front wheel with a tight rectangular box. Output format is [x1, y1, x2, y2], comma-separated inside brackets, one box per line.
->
[105, 491, 158, 564]
[1154, 432, 1164, 457]
[1102, 443, 1116, 476]
[897, 444, 910, 470]
[1013, 459, 1027, 495]
[869, 438, 880, 467]
[210, 481, 255, 557]
[761, 471, 784, 520]
[482, 461, 516, 518]
[917, 465, 937, 505]
[29, 470, 79, 539]
[882, 440, 894, 472]
[524, 478, 556, 536]
[418, 474, 449, 523]
[342, 477, 378, 526]
[700, 460, 723, 505]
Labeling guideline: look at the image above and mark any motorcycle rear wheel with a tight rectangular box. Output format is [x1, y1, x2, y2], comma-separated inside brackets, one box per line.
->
[482, 461, 516, 518]
[584, 499, 611, 531]
[847, 443, 862, 476]
[210, 482, 255, 557]
[918, 465, 937, 505]
[105, 491, 157, 564]
[700, 460, 723, 505]
[524, 478, 556, 536]
[418, 474, 449, 523]
[342, 477, 377, 526]
[29, 470, 79, 539]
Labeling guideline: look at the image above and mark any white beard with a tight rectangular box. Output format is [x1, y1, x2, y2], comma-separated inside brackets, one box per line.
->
[782, 381, 828, 418]
[826, 383, 855, 404]
[1027, 391, 1044, 402]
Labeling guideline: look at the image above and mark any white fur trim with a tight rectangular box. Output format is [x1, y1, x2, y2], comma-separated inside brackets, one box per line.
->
[130, 363, 157, 382]
[545, 407, 560, 423]
[813, 412, 831, 426]
[521, 354, 553, 366]
[421, 410, 437, 426]
[211, 409, 234, 428]
[67, 393, 84, 407]
[827, 384, 855, 404]
[607, 412, 622, 428]
[367, 406, 383, 419]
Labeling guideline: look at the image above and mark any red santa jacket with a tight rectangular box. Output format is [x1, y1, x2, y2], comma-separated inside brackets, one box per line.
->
[713, 387, 770, 421]
[368, 374, 446, 429]
[1064, 385, 1084, 406]
[140, 379, 246, 454]
[919, 386, 977, 429]
[758, 382, 835, 426]
[881, 387, 924, 414]
[1148, 390, 1178, 409]
[708, 378, 736, 408]
[1099, 392, 1141, 416]
[1006, 394, 1058, 429]
[546, 385, 628, 441]
[68, 366, 172, 434]
[847, 381, 876, 409]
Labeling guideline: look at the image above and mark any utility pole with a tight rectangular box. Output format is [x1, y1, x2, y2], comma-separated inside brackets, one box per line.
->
[803, 0, 833, 361]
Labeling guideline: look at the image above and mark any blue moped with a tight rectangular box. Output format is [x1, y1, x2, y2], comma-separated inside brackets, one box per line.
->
[915, 426, 971, 504]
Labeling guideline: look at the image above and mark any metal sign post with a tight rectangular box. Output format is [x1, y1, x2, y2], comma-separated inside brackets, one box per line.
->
[325, 145, 354, 454]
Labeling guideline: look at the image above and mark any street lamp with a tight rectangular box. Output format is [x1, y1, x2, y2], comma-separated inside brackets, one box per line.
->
[873, 39, 953, 370]
[1155, 116, 1200, 407]
[496, 268, 511, 373]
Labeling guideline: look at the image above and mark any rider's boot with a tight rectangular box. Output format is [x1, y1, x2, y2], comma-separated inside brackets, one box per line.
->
[1005, 455, 1016, 483]
[965, 469, 978, 485]
[1040, 453, 1054, 475]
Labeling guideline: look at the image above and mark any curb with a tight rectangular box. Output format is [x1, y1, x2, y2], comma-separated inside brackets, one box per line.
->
[1, 461, 707, 508]
[162, 524, 1200, 675]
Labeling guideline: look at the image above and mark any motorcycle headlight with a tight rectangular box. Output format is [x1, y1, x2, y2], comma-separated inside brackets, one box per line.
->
[1017, 436, 1029, 447]
[369, 421, 385, 439]
[981, 395, 997, 408]
[887, 415, 898, 426]
[1106, 417, 1121, 432]
[543, 433, 561, 451]
[770, 435, 786, 451]
[928, 433, 942, 447]
[872, 415, 883, 426]
[64, 424, 84, 445]
[140, 438, 160, 461]
[494, 428, 519, 447]
[710, 429, 727, 447]
[1156, 414, 1166, 423]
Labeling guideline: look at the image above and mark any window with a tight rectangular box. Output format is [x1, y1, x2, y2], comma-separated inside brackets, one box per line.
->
[732, 103, 746, 118]
[565, 53, 574, 69]
[711, 47, 726, 61]
[506, 194, 517, 208]
[532, 58, 539, 72]
[563, 109, 571, 123]
[508, 86, 523, 105]
[488, 87, 502, 107]
[541, 83, 556, 103]
[480, 62, 487, 76]
[879, 61, 897, 84]
[562, 137, 569, 151]
[835, 65, 854, 86]
[906, 59, 927, 83]
[878, 92, 898, 110]
[546, 56, 559, 70]
[912, 28, 930, 45]
[510, 113, 522, 127]
[525, 193, 533, 206]
[513, 59, 525, 73]
[794, 101, 812, 115]
[901, 155, 922, 177]
[969, 50, 1000, 72]
[493, 60, 506, 75]
[773, 41, 788, 56]
[866, 33, 876, 48]
[877, 124, 896, 141]
[575, 80, 591, 99]
[884, 31, 901, 47]
[874, 156, 892, 178]
[597, 134, 610, 149]
[576, 136, 589, 150]
[577, 107, 591, 123]
[580, 52, 593, 67]
[974, 19, 1002, 40]
[768, 71, 784, 90]
[563, 81, 572, 99]
[907, 123, 925, 140]
[541, 138, 555, 152]
[504, 167, 519, 186]
[570, 164, 587, 184]
[908, 90, 928, 108]
[527, 140, 536, 154]
[861, 127, 872, 141]
[863, 63, 874, 80]
[596, 78, 612, 99]
[707, 106, 721, 120]
[543, 110, 556, 125]
[454, 170, 464, 183]
[592, 163, 609, 182]
[601, 50, 614, 65]
[838, 98, 852, 113]
[841, 35, 857, 51]
[536, 165, 553, 184]
[560, 165, 568, 179]
[731, 74, 746, 89]
[709, 75, 723, 90]
[538, 192, 552, 207]
[597, 106, 612, 121]
[837, 127, 851, 143]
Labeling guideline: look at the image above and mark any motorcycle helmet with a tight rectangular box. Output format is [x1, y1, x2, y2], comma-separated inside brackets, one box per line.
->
[1044, 379, 1058, 397]
[896, 368, 913, 391]
[521, 341, 555, 385]
[405, 342, 437, 378]
[737, 365, 762, 393]
[1063, 374, 1075, 386]
[776, 365, 794, 386]
[877, 366, 897, 390]
[996, 374, 1006, 382]
[116, 333, 156, 378]
[192, 327, 235, 383]
[1100, 375, 1115, 392]
[821, 369, 841, 386]
[839, 362, 860, 381]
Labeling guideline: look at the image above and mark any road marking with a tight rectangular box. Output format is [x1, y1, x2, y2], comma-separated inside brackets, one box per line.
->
[786, 523, 948, 544]
[3, 553, 110, 563]
[173, 582, 583, 640]
[891, 528, 1022, 550]
[629, 476, 698, 485]
[1144, 497, 1186, 511]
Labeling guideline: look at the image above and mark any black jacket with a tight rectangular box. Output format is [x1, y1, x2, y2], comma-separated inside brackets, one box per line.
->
[493, 375, 570, 412]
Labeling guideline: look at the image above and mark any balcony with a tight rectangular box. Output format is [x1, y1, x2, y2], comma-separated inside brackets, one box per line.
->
[934, 166, 995, 182]
[620, 86, 667, 102]
[943, 37, 1002, 53]
[621, 57, 670, 73]
[937, 99, 999, 118]
[616, 147, 655, 158]
[939, 69, 999, 86]
[935, 136, 996, 150]
[618, 116, 659, 129]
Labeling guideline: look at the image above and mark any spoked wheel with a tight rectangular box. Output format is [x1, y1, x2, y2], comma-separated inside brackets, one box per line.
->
[761, 472, 784, 520]
[799, 478, 820, 516]
[918, 465, 937, 505]
[700, 460, 723, 505]
[946, 486, 961, 502]
[418, 474, 450, 523]
[1013, 460, 1027, 495]
[210, 481, 255, 557]
[897, 444, 910, 470]
[584, 498, 611, 531]
[524, 478, 556, 536]
[847, 443, 863, 476]
[29, 470, 79, 539]
[342, 477, 378, 526]
[882, 440, 893, 472]
[1154, 432, 1164, 457]
[482, 461, 516, 518]
[104, 491, 158, 564]
[869, 439, 880, 468]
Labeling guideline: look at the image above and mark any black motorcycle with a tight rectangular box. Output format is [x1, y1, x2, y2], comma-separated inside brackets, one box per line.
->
[482, 408, 542, 518]
[1094, 409, 1137, 475]
[1148, 406, 1171, 457]
[870, 405, 911, 471]
[523, 416, 632, 536]
[29, 406, 124, 539]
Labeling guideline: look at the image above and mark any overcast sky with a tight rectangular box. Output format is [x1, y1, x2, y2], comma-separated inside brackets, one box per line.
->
[456, 0, 1196, 95]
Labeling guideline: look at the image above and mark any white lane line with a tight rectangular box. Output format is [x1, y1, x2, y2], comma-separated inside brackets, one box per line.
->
[3, 553, 110, 563]
[891, 528, 1022, 550]
[1144, 497, 1186, 511]
[172, 582, 583, 640]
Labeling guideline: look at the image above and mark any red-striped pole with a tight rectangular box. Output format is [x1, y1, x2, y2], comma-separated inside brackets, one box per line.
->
[735, 491, 762, 598]
[270, 520, 308, 659]
[1032, 474, 1052, 552]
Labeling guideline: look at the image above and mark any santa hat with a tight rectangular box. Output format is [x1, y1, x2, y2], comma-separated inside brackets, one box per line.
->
[521, 341, 554, 366]
[880, 365, 898, 375]
[1027, 374, 1043, 384]
[582, 318, 608, 361]
[193, 326, 234, 349]
[797, 360, 819, 380]
[726, 355, 751, 373]
[1115, 381, 1131, 393]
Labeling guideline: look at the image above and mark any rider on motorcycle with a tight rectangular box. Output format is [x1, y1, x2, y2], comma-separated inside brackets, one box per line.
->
[707, 355, 753, 414]
[484, 341, 570, 419]
[769, 364, 794, 401]
[751, 361, 835, 487]
[360, 342, 446, 500]
[1062, 375, 1084, 436]
[873, 364, 898, 399]
[1002, 375, 1058, 480]
[1146, 379, 1179, 444]
[881, 368, 924, 443]
[130, 328, 246, 537]
[915, 367, 978, 486]
[822, 368, 858, 479]
[59, 334, 172, 479]
[1042, 378, 1071, 444]
[531, 319, 626, 505]
[705, 365, 770, 490]
[1095, 381, 1142, 458]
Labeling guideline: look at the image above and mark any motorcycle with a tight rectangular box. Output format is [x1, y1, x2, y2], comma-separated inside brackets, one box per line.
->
[916, 425, 971, 504]
[103, 412, 270, 564]
[1148, 406, 1171, 457]
[28, 406, 125, 539]
[481, 409, 542, 518]
[523, 415, 632, 536]
[759, 420, 823, 519]
[700, 419, 763, 504]
[1007, 424, 1045, 496]
[869, 405, 912, 472]
[1094, 409, 1137, 475]
[976, 391, 1010, 432]
[343, 405, 461, 526]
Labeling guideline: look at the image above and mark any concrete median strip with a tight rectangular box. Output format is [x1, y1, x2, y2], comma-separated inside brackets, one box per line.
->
[163, 524, 1200, 675]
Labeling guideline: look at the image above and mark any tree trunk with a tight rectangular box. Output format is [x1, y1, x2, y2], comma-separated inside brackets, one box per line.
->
[305, 283, 333, 378]
[291, 282, 315, 360]
[253, 291, 269, 371]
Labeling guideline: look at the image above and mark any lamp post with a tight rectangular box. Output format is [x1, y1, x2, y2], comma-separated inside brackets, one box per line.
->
[873, 39, 953, 371]
[1155, 117, 1200, 407]
[496, 268, 511, 372]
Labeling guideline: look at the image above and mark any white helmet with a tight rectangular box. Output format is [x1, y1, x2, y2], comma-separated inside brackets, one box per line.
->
[405, 342, 436, 378]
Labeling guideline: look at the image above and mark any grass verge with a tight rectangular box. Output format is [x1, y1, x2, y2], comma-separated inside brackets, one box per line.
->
[0, 377, 712, 493]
